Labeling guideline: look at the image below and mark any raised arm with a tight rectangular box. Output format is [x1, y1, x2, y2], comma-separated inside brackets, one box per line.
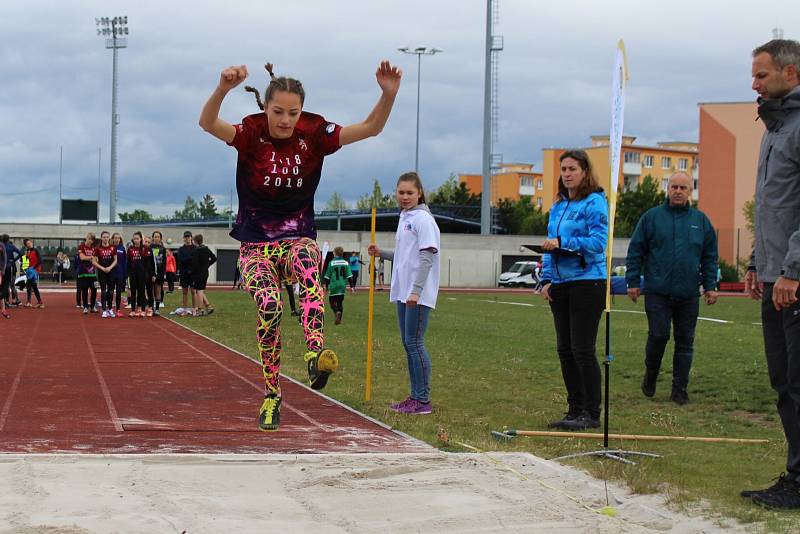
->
[199, 65, 249, 143]
[339, 61, 402, 146]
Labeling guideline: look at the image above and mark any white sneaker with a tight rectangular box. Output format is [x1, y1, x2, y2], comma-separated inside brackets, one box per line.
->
[171, 307, 184, 316]
[108, 309, 116, 318]
[101, 310, 109, 318]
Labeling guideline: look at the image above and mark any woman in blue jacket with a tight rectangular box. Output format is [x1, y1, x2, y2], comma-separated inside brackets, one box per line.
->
[540, 150, 608, 431]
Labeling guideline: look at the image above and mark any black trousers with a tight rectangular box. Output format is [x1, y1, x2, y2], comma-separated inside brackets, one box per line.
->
[112, 277, 125, 310]
[97, 271, 114, 311]
[129, 270, 147, 311]
[549, 279, 606, 419]
[762, 283, 800, 478]
[79, 277, 97, 309]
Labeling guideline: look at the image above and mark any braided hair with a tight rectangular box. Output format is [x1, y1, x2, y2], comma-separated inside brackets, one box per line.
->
[245, 63, 305, 110]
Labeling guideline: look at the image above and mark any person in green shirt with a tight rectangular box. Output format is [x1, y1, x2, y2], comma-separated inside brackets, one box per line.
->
[323, 247, 352, 325]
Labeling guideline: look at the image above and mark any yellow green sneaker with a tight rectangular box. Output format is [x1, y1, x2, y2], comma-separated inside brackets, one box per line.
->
[304, 349, 338, 390]
[258, 394, 281, 431]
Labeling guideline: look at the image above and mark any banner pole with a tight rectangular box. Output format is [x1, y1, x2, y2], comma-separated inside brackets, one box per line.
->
[365, 207, 377, 401]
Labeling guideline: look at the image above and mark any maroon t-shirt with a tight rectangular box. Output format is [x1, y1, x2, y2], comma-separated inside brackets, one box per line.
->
[227, 111, 342, 242]
[78, 243, 95, 275]
[94, 245, 116, 268]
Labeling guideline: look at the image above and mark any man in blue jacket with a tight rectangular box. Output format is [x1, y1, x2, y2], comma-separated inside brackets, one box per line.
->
[625, 172, 718, 405]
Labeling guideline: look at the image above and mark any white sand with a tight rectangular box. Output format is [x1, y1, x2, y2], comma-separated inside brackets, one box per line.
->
[0, 452, 747, 533]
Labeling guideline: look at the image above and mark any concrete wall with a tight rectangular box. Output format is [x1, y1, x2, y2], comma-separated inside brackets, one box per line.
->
[0, 222, 631, 287]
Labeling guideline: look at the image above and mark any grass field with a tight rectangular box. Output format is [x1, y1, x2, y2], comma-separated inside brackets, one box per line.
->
[164, 287, 798, 532]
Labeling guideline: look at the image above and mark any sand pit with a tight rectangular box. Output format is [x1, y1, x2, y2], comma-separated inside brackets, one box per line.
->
[0, 452, 747, 533]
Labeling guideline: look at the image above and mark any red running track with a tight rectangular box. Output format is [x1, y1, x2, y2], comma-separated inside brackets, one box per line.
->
[0, 293, 430, 454]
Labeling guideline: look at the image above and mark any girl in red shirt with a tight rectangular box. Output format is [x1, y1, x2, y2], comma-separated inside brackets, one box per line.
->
[127, 231, 151, 317]
[199, 60, 401, 431]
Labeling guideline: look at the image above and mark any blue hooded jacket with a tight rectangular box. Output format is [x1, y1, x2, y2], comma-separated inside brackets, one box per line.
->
[541, 190, 608, 285]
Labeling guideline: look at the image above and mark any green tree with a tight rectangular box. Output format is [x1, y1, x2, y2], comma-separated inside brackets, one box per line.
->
[494, 197, 546, 235]
[356, 179, 396, 209]
[614, 175, 665, 237]
[429, 173, 480, 206]
[118, 209, 154, 223]
[198, 194, 219, 219]
[743, 197, 755, 235]
[325, 192, 349, 211]
[174, 195, 200, 220]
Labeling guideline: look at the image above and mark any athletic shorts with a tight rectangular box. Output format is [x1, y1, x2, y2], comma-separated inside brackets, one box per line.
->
[191, 275, 208, 291]
[180, 272, 192, 289]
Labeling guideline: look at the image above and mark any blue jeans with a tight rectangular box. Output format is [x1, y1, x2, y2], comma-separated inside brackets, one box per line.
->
[396, 302, 432, 403]
[644, 293, 700, 391]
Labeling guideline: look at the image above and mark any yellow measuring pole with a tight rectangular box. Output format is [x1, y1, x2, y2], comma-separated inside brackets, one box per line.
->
[365, 207, 377, 401]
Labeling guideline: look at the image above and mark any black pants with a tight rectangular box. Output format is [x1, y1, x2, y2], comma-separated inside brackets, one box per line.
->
[145, 275, 154, 309]
[549, 280, 606, 419]
[113, 277, 126, 310]
[129, 270, 147, 311]
[762, 283, 800, 478]
[97, 271, 114, 311]
[329, 294, 344, 314]
[78, 277, 97, 309]
[349, 272, 359, 289]
[166, 272, 176, 292]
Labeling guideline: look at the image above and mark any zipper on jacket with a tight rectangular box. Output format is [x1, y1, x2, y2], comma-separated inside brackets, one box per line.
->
[763, 145, 773, 184]
[553, 199, 570, 280]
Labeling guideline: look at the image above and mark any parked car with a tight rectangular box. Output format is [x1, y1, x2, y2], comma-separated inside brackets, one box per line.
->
[498, 261, 540, 288]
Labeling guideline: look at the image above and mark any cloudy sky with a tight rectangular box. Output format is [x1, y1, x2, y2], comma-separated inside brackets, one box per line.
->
[0, 0, 793, 223]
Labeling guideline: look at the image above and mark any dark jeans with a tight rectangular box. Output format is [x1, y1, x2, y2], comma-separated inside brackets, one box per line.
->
[549, 280, 606, 419]
[644, 293, 700, 391]
[762, 283, 800, 478]
[397, 302, 432, 403]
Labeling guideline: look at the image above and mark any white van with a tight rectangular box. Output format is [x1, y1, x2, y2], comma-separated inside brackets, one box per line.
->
[497, 261, 540, 288]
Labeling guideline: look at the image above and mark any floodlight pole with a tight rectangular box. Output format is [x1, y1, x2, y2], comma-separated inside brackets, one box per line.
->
[96, 16, 129, 224]
[398, 46, 442, 172]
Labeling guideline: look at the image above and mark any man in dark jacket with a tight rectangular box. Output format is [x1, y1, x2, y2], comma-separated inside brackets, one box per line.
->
[625, 172, 718, 406]
[741, 39, 800, 509]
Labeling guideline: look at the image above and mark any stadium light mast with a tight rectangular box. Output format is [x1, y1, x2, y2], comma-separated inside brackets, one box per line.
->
[481, 0, 503, 235]
[398, 46, 442, 172]
[96, 16, 128, 224]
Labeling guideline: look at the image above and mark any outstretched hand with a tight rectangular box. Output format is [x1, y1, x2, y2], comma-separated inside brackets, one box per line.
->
[375, 60, 402, 96]
[219, 65, 248, 91]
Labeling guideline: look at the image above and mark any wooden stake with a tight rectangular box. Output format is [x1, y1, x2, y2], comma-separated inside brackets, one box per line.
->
[504, 429, 768, 444]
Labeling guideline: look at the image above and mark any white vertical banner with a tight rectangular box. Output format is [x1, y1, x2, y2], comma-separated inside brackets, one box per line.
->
[321, 240, 330, 268]
[607, 40, 628, 308]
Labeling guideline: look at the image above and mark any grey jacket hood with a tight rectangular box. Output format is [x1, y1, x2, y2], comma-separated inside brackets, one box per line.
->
[753, 85, 800, 282]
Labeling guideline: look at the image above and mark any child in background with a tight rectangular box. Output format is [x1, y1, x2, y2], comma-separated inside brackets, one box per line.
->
[111, 233, 128, 317]
[22, 238, 44, 308]
[323, 247, 352, 325]
[369, 172, 440, 415]
[127, 232, 150, 317]
[92, 231, 118, 318]
[165, 248, 177, 293]
[77, 233, 98, 314]
[190, 234, 217, 316]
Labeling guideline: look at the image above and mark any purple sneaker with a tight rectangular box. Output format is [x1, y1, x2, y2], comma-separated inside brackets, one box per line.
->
[394, 399, 432, 415]
[389, 397, 413, 411]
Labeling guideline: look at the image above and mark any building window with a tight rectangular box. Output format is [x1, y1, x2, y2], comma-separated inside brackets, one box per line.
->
[623, 151, 640, 163]
[661, 178, 669, 191]
[536, 179, 543, 190]
[678, 158, 688, 171]
[520, 176, 533, 187]
[536, 197, 543, 208]
[661, 156, 672, 169]
[624, 175, 638, 192]
[643, 155, 653, 168]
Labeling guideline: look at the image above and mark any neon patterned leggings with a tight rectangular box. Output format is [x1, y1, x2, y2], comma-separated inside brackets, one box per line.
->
[239, 238, 324, 396]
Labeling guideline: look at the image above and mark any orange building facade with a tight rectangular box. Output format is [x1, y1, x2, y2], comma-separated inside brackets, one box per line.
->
[459, 163, 545, 208]
[697, 102, 763, 266]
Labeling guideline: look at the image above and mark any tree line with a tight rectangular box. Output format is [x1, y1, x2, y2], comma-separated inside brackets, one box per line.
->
[118, 194, 232, 223]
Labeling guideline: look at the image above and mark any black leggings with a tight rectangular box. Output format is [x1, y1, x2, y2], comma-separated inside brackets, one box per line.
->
[113, 277, 126, 310]
[79, 277, 97, 309]
[97, 271, 114, 311]
[128, 270, 147, 311]
[348, 272, 359, 289]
